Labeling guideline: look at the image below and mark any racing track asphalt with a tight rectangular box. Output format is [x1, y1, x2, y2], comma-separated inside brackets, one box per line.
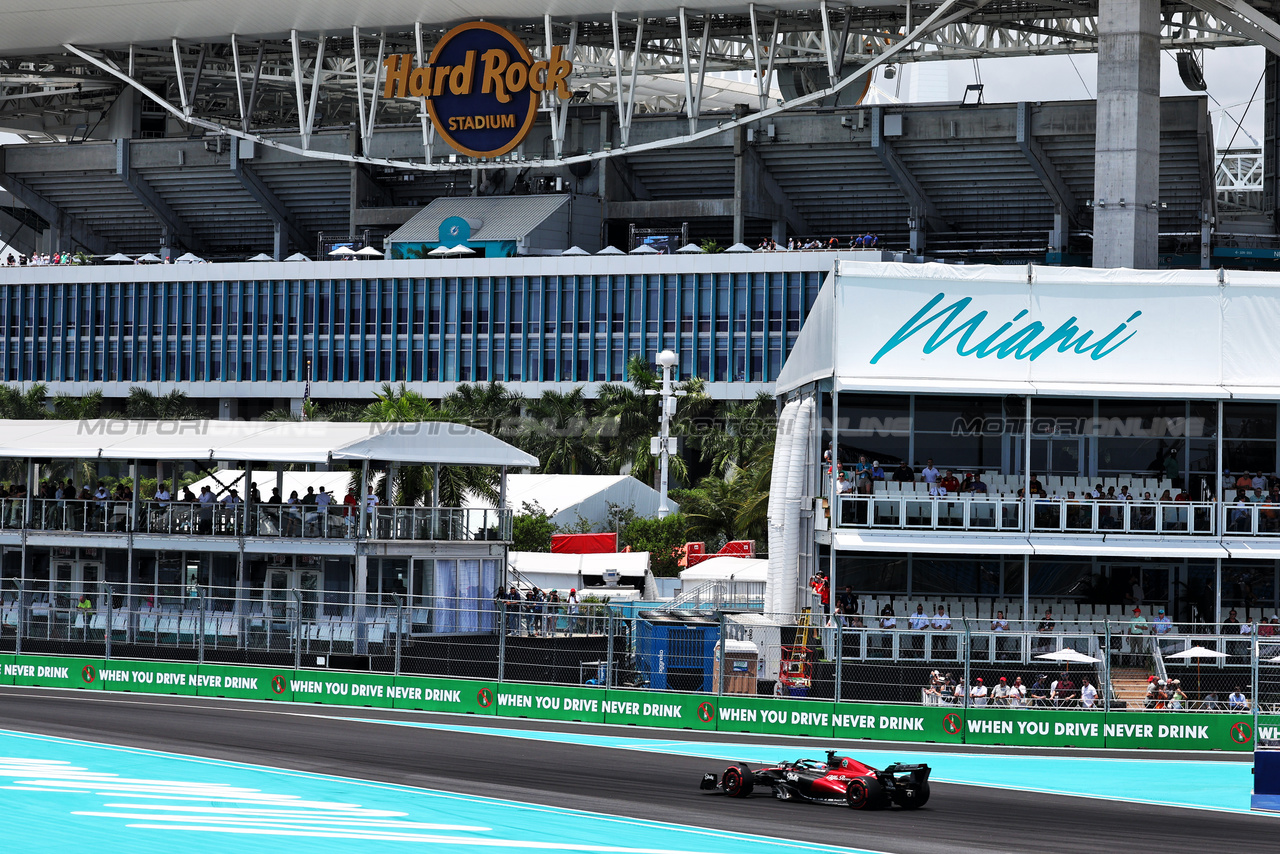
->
[0, 685, 1269, 854]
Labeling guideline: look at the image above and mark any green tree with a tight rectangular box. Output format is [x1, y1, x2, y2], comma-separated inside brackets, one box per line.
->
[123, 387, 205, 419]
[699, 392, 776, 479]
[672, 476, 743, 549]
[0, 383, 49, 418]
[521, 387, 603, 474]
[511, 501, 556, 552]
[51, 390, 104, 419]
[443, 381, 524, 438]
[620, 513, 689, 577]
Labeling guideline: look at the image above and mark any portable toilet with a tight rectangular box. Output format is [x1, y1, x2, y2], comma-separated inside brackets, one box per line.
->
[713, 639, 760, 694]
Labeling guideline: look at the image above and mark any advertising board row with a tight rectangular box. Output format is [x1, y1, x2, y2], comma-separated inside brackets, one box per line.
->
[2, 654, 1273, 752]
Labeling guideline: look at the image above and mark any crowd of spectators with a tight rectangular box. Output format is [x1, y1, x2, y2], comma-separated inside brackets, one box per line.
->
[494, 585, 583, 636]
[755, 234, 878, 252]
[922, 669, 1099, 709]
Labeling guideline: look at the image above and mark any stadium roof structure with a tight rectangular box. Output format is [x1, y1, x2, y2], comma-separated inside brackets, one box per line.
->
[0, 420, 539, 467]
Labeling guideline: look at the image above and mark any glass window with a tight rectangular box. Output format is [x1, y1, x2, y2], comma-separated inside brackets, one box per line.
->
[1224, 402, 1277, 441]
[835, 555, 906, 593]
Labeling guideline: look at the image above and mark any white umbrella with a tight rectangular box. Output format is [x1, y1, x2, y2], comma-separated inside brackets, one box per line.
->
[1035, 648, 1101, 664]
[247, 253, 275, 262]
[629, 244, 660, 254]
[561, 246, 590, 256]
[596, 246, 625, 255]
[284, 252, 311, 262]
[1167, 645, 1230, 694]
[175, 252, 204, 263]
[675, 243, 704, 254]
[1268, 654, 1280, 663]
[327, 246, 357, 256]
[725, 243, 753, 253]
[355, 246, 383, 256]
[103, 252, 133, 263]
[427, 245, 452, 256]
[135, 253, 162, 263]
[442, 244, 475, 256]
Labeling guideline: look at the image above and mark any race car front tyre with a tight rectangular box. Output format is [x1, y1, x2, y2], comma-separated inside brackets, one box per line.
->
[845, 775, 884, 810]
[722, 764, 754, 798]
[893, 781, 930, 810]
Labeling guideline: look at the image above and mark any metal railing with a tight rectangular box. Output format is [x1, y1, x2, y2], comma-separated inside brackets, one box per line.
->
[836, 494, 1023, 531]
[0, 498, 510, 542]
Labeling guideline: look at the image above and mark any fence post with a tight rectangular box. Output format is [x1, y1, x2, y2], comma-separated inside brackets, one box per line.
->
[198, 587, 206, 664]
[1253, 627, 1261, 735]
[717, 612, 726, 697]
[392, 593, 403, 677]
[834, 620, 843, 703]
[1103, 620, 1112, 708]
[605, 610, 615, 689]
[104, 584, 113, 661]
[962, 621, 971, 710]
[497, 601, 506, 684]
[14, 579, 22, 657]
[293, 588, 303, 673]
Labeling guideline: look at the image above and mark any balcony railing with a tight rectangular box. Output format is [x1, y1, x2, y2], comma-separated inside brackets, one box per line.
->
[835, 494, 1229, 536]
[0, 498, 510, 543]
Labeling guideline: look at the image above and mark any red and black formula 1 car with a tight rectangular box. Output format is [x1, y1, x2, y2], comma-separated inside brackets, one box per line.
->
[700, 750, 930, 810]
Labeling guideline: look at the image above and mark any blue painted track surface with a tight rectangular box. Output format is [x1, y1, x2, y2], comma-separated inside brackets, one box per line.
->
[340, 717, 1266, 816]
[0, 729, 883, 854]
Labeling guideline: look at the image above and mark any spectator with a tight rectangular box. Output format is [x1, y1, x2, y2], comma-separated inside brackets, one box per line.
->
[1221, 608, 1240, 633]
[908, 604, 929, 659]
[1228, 686, 1249, 711]
[1028, 674, 1050, 707]
[892, 461, 915, 483]
[970, 677, 988, 706]
[923, 670, 943, 705]
[1169, 680, 1187, 710]
[940, 470, 961, 493]
[1144, 675, 1158, 709]
[1034, 608, 1056, 653]
[1050, 671, 1076, 707]
[990, 676, 1010, 706]
[971, 472, 989, 494]
[1127, 606, 1149, 664]
[809, 574, 830, 614]
[920, 459, 940, 486]
[876, 603, 896, 657]
[1008, 676, 1027, 708]
[1080, 676, 1098, 710]
[1153, 607, 1174, 652]
[870, 460, 885, 480]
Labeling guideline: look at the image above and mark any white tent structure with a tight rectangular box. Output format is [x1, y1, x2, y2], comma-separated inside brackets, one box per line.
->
[507, 550, 652, 598]
[465, 474, 674, 529]
[679, 556, 768, 608]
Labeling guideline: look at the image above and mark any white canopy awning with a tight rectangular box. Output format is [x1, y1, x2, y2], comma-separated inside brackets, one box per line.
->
[829, 531, 1033, 555]
[508, 550, 650, 578]
[0, 420, 538, 467]
[680, 556, 768, 583]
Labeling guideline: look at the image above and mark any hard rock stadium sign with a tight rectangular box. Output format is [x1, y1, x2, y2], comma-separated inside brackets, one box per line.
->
[381, 21, 573, 159]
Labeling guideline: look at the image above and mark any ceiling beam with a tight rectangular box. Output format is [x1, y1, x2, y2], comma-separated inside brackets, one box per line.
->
[870, 107, 951, 233]
[116, 138, 203, 252]
[1016, 101, 1080, 225]
[229, 141, 309, 250]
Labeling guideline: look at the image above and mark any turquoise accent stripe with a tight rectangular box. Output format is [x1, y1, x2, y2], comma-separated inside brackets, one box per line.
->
[0, 729, 881, 854]
[337, 717, 1265, 817]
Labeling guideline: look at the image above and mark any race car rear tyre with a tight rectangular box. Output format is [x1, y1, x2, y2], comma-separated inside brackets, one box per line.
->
[894, 782, 930, 810]
[845, 775, 884, 810]
[722, 764, 754, 798]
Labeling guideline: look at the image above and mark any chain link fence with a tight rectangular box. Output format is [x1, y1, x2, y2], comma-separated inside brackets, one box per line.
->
[1, 583, 1273, 713]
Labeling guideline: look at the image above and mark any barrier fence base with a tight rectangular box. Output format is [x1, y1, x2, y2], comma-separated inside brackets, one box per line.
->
[0, 654, 1268, 752]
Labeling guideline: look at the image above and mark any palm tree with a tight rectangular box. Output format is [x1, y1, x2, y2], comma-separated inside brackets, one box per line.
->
[0, 383, 49, 419]
[675, 476, 744, 548]
[123, 387, 205, 419]
[51, 390, 104, 420]
[732, 448, 773, 546]
[700, 392, 776, 480]
[261, 400, 362, 422]
[520, 387, 606, 475]
[443, 381, 524, 438]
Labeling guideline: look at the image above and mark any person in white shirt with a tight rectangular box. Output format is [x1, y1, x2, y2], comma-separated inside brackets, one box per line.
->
[1117, 485, 1132, 501]
[1253, 473, 1269, 492]
[991, 611, 1009, 632]
[907, 605, 929, 658]
[221, 488, 242, 505]
[931, 605, 953, 658]
[315, 486, 332, 508]
[1007, 676, 1027, 708]
[990, 677, 1010, 706]
[876, 604, 896, 656]
[1228, 687, 1249, 710]
[920, 459, 940, 485]
[929, 482, 948, 497]
[1080, 676, 1098, 709]
[970, 678, 988, 706]
[931, 606, 951, 631]
[952, 680, 965, 704]
[154, 487, 171, 508]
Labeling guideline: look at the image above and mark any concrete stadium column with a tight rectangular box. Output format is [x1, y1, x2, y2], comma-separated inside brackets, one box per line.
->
[1092, 0, 1161, 269]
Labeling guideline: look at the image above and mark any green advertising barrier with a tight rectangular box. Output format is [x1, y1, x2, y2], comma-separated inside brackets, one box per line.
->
[487, 682, 607, 723]
[93, 660, 199, 696]
[392, 675, 497, 716]
[962, 707, 1107, 748]
[0, 654, 13, 685]
[601, 687, 718, 731]
[715, 695, 836, 736]
[1260, 715, 1280, 743]
[1101, 711, 1256, 751]
[195, 663, 293, 702]
[10, 655, 102, 690]
[291, 670, 397, 708]
[831, 702, 965, 744]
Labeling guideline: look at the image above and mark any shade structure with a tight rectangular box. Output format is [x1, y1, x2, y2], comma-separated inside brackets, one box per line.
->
[675, 243, 704, 254]
[355, 246, 384, 256]
[596, 246, 625, 255]
[247, 253, 274, 261]
[103, 252, 133, 263]
[629, 244, 659, 254]
[441, 245, 475, 256]
[426, 245, 452, 256]
[1166, 646, 1230, 660]
[327, 246, 357, 256]
[1034, 648, 1101, 664]
[284, 252, 311, 261]
[725, 243, 754, 253]
[175, 252, 204, 263]
[561, 246, 590, 256]
[135, 253, 162, 263]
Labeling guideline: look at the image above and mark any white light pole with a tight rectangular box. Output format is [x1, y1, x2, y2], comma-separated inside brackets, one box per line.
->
[650, 349, 679, 518]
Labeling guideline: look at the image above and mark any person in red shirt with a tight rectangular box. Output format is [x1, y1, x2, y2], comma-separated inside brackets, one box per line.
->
[940, 470, 961, 493]
[809, 575, 831, 614]
[342, 489, 359, 536]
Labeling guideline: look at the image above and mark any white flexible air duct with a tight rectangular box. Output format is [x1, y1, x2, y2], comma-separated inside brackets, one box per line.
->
[776, 397, 813, 619]
[766, 399, 799, 617]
